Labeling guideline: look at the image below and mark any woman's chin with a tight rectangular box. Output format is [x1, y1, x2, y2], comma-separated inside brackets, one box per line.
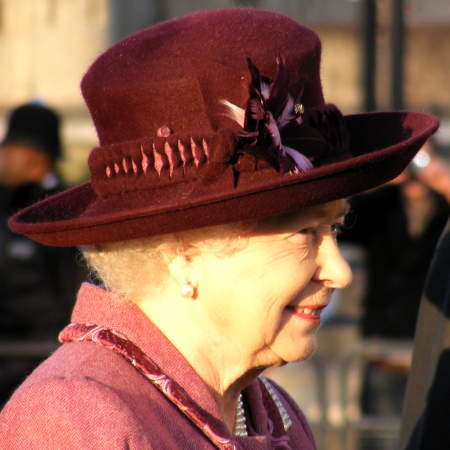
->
[272, 335, 317, 365]
[290, 343, 317, 363]
[268, 311, 320, 363]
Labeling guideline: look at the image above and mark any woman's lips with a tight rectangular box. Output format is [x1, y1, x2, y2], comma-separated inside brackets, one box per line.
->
[285, 305, 326, 323]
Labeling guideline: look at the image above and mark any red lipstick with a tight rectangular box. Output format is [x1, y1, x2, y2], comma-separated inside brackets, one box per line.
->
[285, 305, 326, 323]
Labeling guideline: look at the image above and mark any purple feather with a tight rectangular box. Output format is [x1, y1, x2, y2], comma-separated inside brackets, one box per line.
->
[227, 56, 348, 181]
[266, 55, 290, 118]
[265, 112, 312, 173]
[260, 81, 271, 101]
[264, 112, 282, 148]
[283, 146, 314, 172]
[248, 98, 265, 121]
[277, 95, 296, 129]
[247, 58, 261, 88]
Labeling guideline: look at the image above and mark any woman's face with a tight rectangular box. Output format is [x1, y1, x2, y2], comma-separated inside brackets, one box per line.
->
[196, 199, 352, 368]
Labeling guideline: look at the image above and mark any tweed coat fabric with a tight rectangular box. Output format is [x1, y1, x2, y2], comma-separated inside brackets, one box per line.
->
[0, 284, 316, 449]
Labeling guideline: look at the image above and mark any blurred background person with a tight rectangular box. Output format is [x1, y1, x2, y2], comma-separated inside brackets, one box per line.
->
[341, 141, 450, 417]
[0, 102, 86, 404]
[400, 216, 450, 450]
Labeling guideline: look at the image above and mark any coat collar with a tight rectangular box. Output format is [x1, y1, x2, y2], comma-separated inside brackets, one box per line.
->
[70, 283, 273, 439]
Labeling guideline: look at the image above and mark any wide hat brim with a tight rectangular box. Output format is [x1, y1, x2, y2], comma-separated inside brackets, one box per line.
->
[9, 111, 438, 247]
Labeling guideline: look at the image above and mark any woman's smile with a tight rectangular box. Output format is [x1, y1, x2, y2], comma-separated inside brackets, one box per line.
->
[284, 286, 334, 324]
[285, 304, 327, 323]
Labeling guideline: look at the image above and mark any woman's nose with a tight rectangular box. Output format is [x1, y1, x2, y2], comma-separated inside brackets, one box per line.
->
[314, 236, 353, 289]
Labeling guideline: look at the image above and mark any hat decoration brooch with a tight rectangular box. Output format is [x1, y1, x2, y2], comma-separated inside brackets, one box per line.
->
[222, 56, 349, 186]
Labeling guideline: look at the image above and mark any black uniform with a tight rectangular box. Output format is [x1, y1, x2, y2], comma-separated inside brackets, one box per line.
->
[341, 184, 449, 416]
[0, 178, 86, 403]
[401, 218, 450, 450]
[342, 185, 449, 339]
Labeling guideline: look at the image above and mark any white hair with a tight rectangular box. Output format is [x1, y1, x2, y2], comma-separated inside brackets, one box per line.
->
[81, 222, 255, 302]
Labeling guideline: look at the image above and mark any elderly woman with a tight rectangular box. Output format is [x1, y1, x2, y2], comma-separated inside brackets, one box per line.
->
[0, 8, 438, 449]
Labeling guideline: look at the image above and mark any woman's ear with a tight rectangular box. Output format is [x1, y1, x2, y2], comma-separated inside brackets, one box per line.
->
[167, 254, 191, 284]
[167, 254, 200, 299]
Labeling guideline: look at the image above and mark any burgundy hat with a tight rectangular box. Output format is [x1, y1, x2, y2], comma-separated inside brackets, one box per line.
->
[9, 8, 438, 247]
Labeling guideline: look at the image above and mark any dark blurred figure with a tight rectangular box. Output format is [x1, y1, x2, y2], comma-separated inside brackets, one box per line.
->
[342, 143, 450, 416]
[0, 103, 86, 404]
[400, 217, 450, 450]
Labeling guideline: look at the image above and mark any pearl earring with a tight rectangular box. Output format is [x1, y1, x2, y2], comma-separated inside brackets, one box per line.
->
[180, 280, 195, 298]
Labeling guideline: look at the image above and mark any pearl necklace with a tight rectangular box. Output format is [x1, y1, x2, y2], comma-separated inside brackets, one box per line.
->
[234, 393, 248, 437]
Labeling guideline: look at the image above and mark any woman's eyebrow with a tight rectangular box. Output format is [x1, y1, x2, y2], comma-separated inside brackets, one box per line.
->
[315, 201, 350, 223]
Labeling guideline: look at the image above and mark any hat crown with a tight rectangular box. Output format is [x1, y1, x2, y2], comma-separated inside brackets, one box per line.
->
[81, 8, 324, 148]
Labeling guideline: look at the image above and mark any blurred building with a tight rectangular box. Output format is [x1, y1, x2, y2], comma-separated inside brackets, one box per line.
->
[0, 0, 449, 180]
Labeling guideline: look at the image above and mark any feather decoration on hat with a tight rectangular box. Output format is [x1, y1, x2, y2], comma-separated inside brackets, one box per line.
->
[223, 56, 313, 176]
[222, 56, 350, 186]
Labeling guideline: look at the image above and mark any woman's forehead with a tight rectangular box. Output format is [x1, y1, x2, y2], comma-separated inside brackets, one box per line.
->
[254, 200, 349, 235]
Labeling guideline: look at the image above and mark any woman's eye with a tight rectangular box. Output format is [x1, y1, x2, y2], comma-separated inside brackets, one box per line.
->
[297, 228, 315, 235]
[331, 223, 345, 236]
